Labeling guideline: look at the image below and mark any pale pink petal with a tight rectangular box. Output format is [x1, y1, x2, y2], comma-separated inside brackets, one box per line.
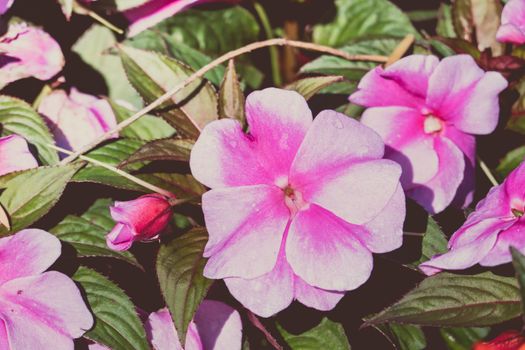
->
[290, 110, 385, 188]
[185, 322, 204, 350]
[408, 137, 465, 214]
[293, 276, 345, 312]
[427, 55, 507, 135]
[0, 135, 38, 176]
[497, 0, 525, 44]
[301, 159, 402, 225]
[0, 271, 93, 348]
[360, 107, 439, 188]
[194, 300, 242, 350]
[224, 255, 294, 318]
[481, 220, 525, 266]
[202, 185, 289, 279]
[0, 229, 61, 285]
[504, 160, 525, 204]
[147, 308, 183, 350]
[286, 204, 373, 291]
[0, 320, 8, 350]
[496, 23, 525, 44]
[106, 223, 135, 251]
[0, 0, 14, 15]
[88, 343, 112, 350]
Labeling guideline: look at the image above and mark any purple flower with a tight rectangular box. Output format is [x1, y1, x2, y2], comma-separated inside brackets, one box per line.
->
[0, 229, 93, 348]
[0, 134, 38, 176]
[190, 88, 405, 317]
[107, 194, 173, 251]
[146, 300, 243, 350]
[497, 0, 525, 45]
[38, 88, 118, 153]
[420, 161, 525, 275]
[0, 0, 13, 15]
[350, 55, 508, 214]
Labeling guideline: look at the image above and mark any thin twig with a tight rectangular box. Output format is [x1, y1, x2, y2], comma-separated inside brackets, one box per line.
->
[73, 1, 124, 34]
[477, 157, 499, 187]
[60, 38, 389, 164]
[246, 310, 283, 350]
[385, 34, 415, 67]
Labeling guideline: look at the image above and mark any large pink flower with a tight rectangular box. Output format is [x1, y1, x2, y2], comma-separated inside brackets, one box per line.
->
[146, 300, 242, 350]
[350, 55, 508, 214]
[420, 160, 525, 275]
[38, 88, 118, 153]
[496, 0, 525, 45]
[0, 24, 64, 89]
[0, 229, 93, 348]
[190, 88, 405, 317]
[0, 134, 38, 176]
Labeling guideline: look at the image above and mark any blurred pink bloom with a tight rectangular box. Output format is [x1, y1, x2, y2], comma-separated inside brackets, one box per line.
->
[0, 229, 93, 348]
[0, 134, 38, 176]
[107, 194, 172, 251]
[146, 300, 242, 350]
[125, 0, 239, 37]
[350, 55, 507, 214]
[38, 88, 118, 153]
[497, 0, 525, 45]
[0, 0, 13, 14]
[190, 88, 405, 317]
[420, 161, 525, 275]
[0, 24, 64, 89]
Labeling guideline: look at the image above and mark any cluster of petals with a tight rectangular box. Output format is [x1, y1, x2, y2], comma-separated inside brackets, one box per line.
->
[496, 0, 525, 45]
[106, 194, 172, 251]
[0, 229, 93, 349]
[146, 300, 242, 350]
[38, 88, 118, 153]
[0, 23, 64, 89]
[0, 134, 38, 176]
[350, 54, 508, 214]
[190, 88, 406, 317]
[420, 160, 525, 275]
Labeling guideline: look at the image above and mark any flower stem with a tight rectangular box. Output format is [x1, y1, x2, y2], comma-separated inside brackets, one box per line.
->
[246, 310, 283, 350]
[253, 2, 282, 86]
[478, 157, 499, 187]
[73, 1, 124, 34]
[60, 38, 388, 164]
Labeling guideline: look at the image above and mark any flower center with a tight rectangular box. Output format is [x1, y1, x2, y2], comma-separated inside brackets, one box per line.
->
[511, 199, 525, 218]
[423, 115, 444, 134]
[282, 185, 309, 215]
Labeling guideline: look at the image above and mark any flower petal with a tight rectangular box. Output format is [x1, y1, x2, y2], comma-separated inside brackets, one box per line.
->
[0, 135, 38, 176]
[504, 160, 525, 204]
[146, 308, 183, 350]
[0, 229, 61, 285]
[481, 220, 525, 266]
[0, 0, 14, 15]
[286, 204, 373, 291]
[496, 23, 525, 44]
[202, 185, 289, 279]
[106, 223, 135, 251]
[293, 276, 345, 312]
[497, 0, 525, 44]
[193, 300, 242, 350]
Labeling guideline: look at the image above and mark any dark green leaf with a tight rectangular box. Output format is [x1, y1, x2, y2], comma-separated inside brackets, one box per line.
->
[440, 327, 490, 350]
[121, 138, 194, 166]
[389, 324, 426, 350]
[511, 247, 525, 322]
[496, 146, 525, 180]
[156, 227, 213, 344]
[437, 4, 457, 38]
[219, 60, 245, 123]
[409, 216, 448, 269]
[74, 266, 149, 350]
[278, 318, 351, 350]
[138, 173, 205, 201]
[285, 76, 345, 100]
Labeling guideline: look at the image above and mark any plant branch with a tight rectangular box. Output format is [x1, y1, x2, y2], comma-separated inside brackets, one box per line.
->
[478, 157, 499, 187]
[73, 1, 124, 34]
[246, 310, 283, 350]
[60, 38, 389, 164]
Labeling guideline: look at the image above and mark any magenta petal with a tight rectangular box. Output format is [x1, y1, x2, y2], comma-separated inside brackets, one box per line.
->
[0, 135, 38, 176]
[286, 204, 373, 291]
[504, 160, 525, 204]
[408, 137, 465, 214]
[106, 223, 135, 251]
[202, 185, 289, 279]
[293, 276, 345, 311]
[193, 300, 242, 350]
[147, 308, 184, 350]
[0, 229, 61, 285]
[496, 23, 525, 44]
[481, 221, 525, 266]
[0, 0, 14, 15]
[497, 0, 525, 44]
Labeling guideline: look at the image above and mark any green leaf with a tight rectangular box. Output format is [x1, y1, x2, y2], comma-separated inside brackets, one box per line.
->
[278, 318, 351, 350]
[121, 138, 194, 166]
[437, 4, 457, 38]
[51, 199, 138, 266]
[0, 96, 59, 165]
[496, 146, 525, 180]
[219, 60, 245, 123]
[138, 173, 205, 201]
[285, 76, 345, 100]
[389, 324, 426, 350]
[73, 266, 149, 350]
[409, 216, 448, 269]
[119, 45, 219, 139]
[511, 247, 525, 321]
[0, 163, 82, 236]
[440, 327, 490, 350]
[156, 227, 213, 345]
[509, 79, 525, 135]
[313, 0, 416, 48]
[365, 272, 521, 327]
[57, 0, 73, 19]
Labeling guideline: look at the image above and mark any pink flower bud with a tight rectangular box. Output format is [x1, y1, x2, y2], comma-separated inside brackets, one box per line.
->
[107, 194, 173, 251]
[0, 134, 38, 176]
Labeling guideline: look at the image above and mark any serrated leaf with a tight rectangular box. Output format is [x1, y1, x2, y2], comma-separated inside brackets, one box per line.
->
[365, 272, 521, 327]
[389, 324, 426, 350]
[0, 163, 82, 236]
[511, 247, 525, 322]
[313, 0, 416, 48]
[0, 96, 59, 165]
[139, 173, 205, 201]
[496, 146, 525, 180]
[285, 76, 344, 100]
[73, 266, 149, 350]
[440, 327, 490, 350]
[156, 227, 213, 345]
[219, 60, 245, 123]
[119, 45, 219, 139]
[278, 318, 351, 350]
[437, 4, 457, 38]
[121, 138, 193, 166]
[409, 216, 448, 269]
[51, 199, 138, 266]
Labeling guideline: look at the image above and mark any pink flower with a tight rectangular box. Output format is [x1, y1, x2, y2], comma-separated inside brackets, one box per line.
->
[190, 88, 405, 317]
[146, 300, 242, 350]
[107, 194, 172, 251]
[38, 88, 118, 153]
[125, 0, 239, 37]
[0, 24, 64, 89]
[0, 0, 14, 14]
[0, 134, 38, 176]
[0, 229, 93, 348]
[420, 161, 525, 275]
[349, 55, 508, 214]
[497, 0, 525, 45]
